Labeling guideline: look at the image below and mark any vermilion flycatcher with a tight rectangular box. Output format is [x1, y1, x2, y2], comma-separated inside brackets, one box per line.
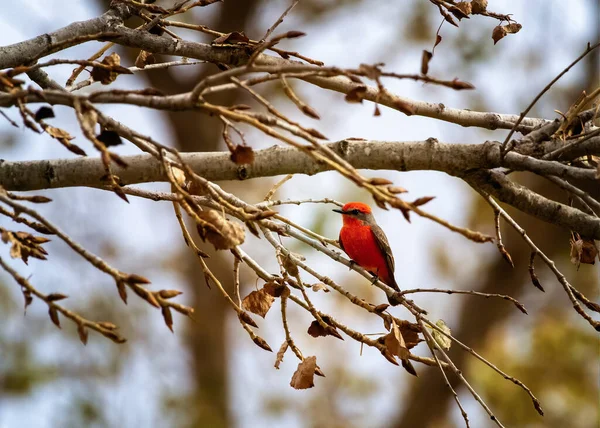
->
[333, 202, 400, 294]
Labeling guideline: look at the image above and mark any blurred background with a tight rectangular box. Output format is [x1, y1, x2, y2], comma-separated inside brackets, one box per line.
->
[0, 1, 598, 427]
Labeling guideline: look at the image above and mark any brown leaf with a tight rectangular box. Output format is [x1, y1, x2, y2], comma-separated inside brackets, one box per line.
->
[345, 86, 368, 103]
[238, 311, 259, 328]
[48, 307, 61, 328]
[374, 303, 389, 313]
[290, 356, 317, 390]
[471, 0, 488, 14]
[412, 196, 435, 206]
[97, 130, 123, 147]
[77, 324, 88, 345]
[242, 289, 275, 318]
[46, 293, 68, 302]
[450, 78, 475, 90]
[158, 289, 183, 299]
[421, 50, 433, 75]
[263, 281, 286, 297]
[35, 106, 55, 121]
[387, 185, 408, 194]
[162, 306, 174, 332]
[212, 31, 250, 45]
[274, 341, 288, 369]
[570, 237, 598, 269]
[91, 52, 132, 85]
[252, 335, 273, 352]
[492, 25, 507, 44]
[230, 145, 255, 165]
[455, 1, 472, 16]
[116, 280, 128, 304]
[307, 320, 343, 340]
[369, 177, 394, 186]
[311, 283, 329, 293]
[282, 253, 300, 276]
[135, 50, 156, 69]
[196, 210, 245, 250]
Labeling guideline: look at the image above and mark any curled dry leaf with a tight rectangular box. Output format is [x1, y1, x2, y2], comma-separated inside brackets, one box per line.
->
[274, 340, 288, 369]
[135, 50, 156, 69]
[263, 280, 288, 298]
[307, 319, 343, 340]
[290, 356, 318, 390]
[91, 52, 133, 85]
[345, 86, 368, 103]
[570, 236, 598, 269]
[421, 50, 433, 75]
[212, 31, 250, 45]
[384, 319, 417, 376]
[455, 1, 472, 16]
[196, 210, 245, 250]
[311, 283, 329, 293]
[230, 145, 255, 165]
[431, 319, 452, 350]
[96, 130, 123, 147]
[242, 288, 275, 318]
[471, 0, 488, 14]
[1, 228, 49, 264]
[43, 125, 87, 156]
[34, 106, 55, 121]
[492, 23, 522, 45]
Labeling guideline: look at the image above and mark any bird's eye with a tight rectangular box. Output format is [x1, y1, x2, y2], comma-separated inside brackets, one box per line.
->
[352, 209, 360, 215]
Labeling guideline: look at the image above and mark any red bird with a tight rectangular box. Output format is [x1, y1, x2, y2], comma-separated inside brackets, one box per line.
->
[333, 202, 399, 293]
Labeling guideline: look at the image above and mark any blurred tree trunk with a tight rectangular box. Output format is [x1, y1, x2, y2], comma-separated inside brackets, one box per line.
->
[96, 1, 259, 426]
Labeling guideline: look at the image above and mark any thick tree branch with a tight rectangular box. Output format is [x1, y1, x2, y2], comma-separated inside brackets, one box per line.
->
[1, 140, 599, 239]
[0, 6, 551, 132]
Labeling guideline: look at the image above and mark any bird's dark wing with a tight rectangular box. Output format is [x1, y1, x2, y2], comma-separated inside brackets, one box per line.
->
[370, 224, 399, 290]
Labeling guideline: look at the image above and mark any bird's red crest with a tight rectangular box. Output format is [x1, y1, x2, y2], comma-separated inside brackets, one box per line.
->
[342, 202, 372, 214]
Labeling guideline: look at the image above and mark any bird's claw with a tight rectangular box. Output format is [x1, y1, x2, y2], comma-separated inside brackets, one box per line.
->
[348, 260, 357, 270]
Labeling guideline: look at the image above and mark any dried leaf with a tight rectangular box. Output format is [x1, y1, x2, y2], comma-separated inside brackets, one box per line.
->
[196, 210, 245, 250]
[471, 0, 488, 14]
[307, 320, 343, 340]
[455, 1, 472, 16]
[46, 293, 68, 302]
[345, 86, 368, 103]
[431, 319, 451, 350]
[77, 323, 88, 345]
[212, 31, 250, 45]
[135, 50, 156, 69]
[252, 335, 273, 352]
[374, 303, 389, 313]
[96, 130, 123, 147]
[274, 341, 288, 369]
[162, 306, 174, 332]
[412, 196, 435, 207]
[230, 145, 255, 165]
[434, 34, 442, 48]
[48, 307, 61, 328]
[263, 281, 286, 297]
[282, 253, 300, 276]
[238, 311, 259, 328]
[91, 52, 132, 85]
[570, 237, 598, 269]
[492, 25, 507, 45]
[421, 50, 433, 75]
[158, 289, 183, 299]
[35, 106, 55, 121]
[242, 289, 275, 318]
[311, 283, 329, 293]
[290, 356, 317, 390]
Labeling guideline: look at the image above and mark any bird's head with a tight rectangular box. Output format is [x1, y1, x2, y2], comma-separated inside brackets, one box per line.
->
[333, 202, 374, 225]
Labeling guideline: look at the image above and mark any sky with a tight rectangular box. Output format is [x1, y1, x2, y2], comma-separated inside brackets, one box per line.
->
[0, 1, 598, 427]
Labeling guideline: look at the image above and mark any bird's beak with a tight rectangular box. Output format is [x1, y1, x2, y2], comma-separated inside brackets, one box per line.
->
[332, 208, 345, 214]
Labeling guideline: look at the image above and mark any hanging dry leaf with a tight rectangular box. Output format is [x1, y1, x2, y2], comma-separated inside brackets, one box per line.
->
[570, 236, 598, 269]
[431, 319, 452, 350]
[135, 50, 156, 69]
[471, 0, 488, 14]
[421, 50, 433, 75]
[274, 341, 288, 369]
[212, 31, 250, 45]
[91, 52, 133, 85]
[230, 145, 255, 165]
[311, 283, 329, 293]
[196, 210, 245, 250]
[290, 356, 317, 390]
[242, 288, 275, 318]
[345, 86, 368, 103]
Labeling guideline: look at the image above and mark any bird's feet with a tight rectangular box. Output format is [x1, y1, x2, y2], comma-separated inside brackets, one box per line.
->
[370, 274, 380, 285]
[348, 260, 358, 270]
